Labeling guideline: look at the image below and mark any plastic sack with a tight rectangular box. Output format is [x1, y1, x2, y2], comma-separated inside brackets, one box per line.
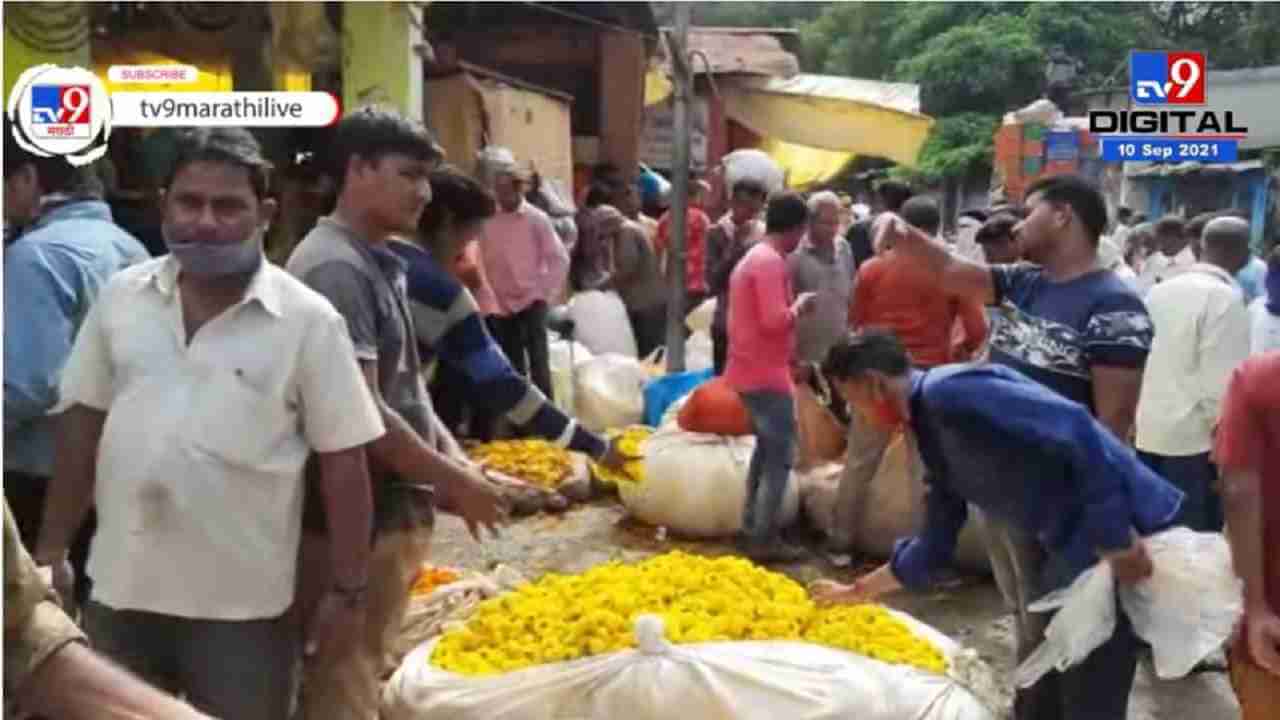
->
[548, 336, 593, 414]
[685, 298, 716, 334]
[383, 614, 996, 720]
[643, 369, 713, 427]
[1015, 528, 1243, 688]
[722, 149, 785, 196]
[575, 354, 649, 433]
[686, 330, 714, 372]
[619, 425, 799, 538]
[568, 291, 638, 358]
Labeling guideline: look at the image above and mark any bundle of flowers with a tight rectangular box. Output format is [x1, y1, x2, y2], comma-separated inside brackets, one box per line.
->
[468, 439, 573, 489]
[590, 425, 652, 487]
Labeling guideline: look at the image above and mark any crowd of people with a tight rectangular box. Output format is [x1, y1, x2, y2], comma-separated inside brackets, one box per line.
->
[4, 102, 1280, 720]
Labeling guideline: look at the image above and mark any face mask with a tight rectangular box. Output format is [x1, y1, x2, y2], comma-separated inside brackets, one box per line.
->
[167, 226, 265, 278]
[867, 384, 905, 430]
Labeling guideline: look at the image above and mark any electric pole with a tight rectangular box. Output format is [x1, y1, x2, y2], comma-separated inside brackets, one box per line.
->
[663, 3, 692, 372]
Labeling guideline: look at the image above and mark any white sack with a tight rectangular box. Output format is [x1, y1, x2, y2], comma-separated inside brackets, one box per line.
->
[619, 426, 799, 538]
[685, 330, 714, 372]
[383, 613, 996, 720]
[548, 336, 593, 414]
[685, 298, 717, 334]
[722, 149, 785, 196]
[1016, 527, 1243, 687]
[568, 290, 637, 358]
[575, 354, 648, 433]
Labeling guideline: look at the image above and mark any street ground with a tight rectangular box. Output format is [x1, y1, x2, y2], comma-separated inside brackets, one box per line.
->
[428, 501, 1239, 719]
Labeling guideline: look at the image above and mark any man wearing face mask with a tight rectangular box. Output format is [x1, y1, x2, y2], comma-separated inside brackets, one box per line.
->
[34, 127, 386, 720]
[852, 174, 1155, 720]
[812, 329, 1182, 720]
[4, 124, 148, 610]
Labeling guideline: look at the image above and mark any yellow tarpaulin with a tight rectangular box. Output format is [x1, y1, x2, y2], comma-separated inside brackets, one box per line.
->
[722, 74, 933, 168]
[761, 139, 856, 189]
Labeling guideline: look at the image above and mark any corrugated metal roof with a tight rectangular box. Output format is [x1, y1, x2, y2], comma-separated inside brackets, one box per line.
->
[672, 28, 800, 78]
[1126, 159, 1265, 177]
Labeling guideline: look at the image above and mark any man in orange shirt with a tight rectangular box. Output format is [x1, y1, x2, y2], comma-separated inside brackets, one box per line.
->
[850, 196, 987, 365]
[827, 196, 986, 553]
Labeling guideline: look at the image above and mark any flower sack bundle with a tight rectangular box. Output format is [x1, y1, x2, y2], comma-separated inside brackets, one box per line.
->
[382, 553, 997, 720]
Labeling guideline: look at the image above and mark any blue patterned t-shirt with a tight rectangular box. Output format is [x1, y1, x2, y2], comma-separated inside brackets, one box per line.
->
[987, 264, 1153, 410]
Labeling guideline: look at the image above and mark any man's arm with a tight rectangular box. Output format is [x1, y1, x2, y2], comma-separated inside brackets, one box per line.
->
[1090, 365, 1144, 439]
[19, 643, 214, 720]
[536, 212, 571, 294]
[1224, 468, 1269, 616]
[956, 300, 988, 359]
[704, 225, 737, 297]
[3, 245, 78, 433]
[875, 214, 996, 306]
[33, 406, 104, 568]
[1194, 297, 1251, 422]
[888, 471, 970, 591]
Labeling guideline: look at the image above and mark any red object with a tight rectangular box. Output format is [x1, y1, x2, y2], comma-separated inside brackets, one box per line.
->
[1214, 355, 1280, 667]
[678, 377, 753, 436]
[1166, 52, 1207, 104]
[851, 253, 987, 368]
[656, 205, 711, 294]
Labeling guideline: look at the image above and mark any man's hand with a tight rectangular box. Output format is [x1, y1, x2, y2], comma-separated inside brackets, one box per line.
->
[809, 564, 902, 605]
[35, 550, 76, 613]
[437, 464, 508, 542]
[791, 363, 814, 386]
[597, 436, 629, 471]
[1245, 605, 1280, 676]
[305, 590, 365, 660]
[792, 291, 818, 317]
[1101, 535, 1154, 585]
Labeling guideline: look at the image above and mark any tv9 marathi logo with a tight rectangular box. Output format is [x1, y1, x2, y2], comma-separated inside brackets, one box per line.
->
[1130, 51, 1206, 105]
[7, 65, 112, 166]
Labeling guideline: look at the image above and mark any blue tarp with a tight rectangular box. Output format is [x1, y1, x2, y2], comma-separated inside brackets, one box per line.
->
[643, 369, 714, 427]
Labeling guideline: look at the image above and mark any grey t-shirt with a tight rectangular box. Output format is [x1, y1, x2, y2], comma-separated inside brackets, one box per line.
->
[788, 237, 856, 365]
[286, 216, 436, 445]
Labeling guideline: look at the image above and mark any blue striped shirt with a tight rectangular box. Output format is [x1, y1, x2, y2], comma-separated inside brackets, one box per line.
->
[389, 241, 607, 458]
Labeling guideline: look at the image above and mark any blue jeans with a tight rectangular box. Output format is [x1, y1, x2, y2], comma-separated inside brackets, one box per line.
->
[739, 390, 796, 542]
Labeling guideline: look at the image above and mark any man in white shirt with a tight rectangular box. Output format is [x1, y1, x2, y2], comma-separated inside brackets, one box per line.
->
[1137, 215, 1197, 294]
[1250, 246, 1280, 355]
[34, 128, 386, 719]
[1135, 216, 1253, 532]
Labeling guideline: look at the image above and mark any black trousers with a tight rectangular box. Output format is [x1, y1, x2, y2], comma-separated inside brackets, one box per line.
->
[629, 304, 668, 360]
[489, 301, 553, 401]
[712, 326, 729, 376]
[5, 471, 96, 605]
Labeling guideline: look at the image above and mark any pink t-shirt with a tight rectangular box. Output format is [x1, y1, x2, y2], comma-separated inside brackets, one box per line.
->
[724, 242, 796, 394]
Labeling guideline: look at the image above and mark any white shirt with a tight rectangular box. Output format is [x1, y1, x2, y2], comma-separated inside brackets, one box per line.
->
[1135, 263, 1251, 456]
[56, 257, 385, 620]
[1250, 296, 1280, 355]
[1137, 246, 1196, 296]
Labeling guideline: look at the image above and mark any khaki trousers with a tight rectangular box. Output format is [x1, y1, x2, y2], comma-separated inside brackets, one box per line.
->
[294, 529, 432, 720]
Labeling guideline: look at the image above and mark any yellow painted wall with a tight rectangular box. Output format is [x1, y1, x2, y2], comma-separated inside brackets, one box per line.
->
[4, 27, 91, 100]
[342, 1, 422, 119]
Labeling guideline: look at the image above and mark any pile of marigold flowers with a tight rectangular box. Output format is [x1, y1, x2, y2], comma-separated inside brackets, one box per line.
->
[468, 439, 573, 489]
[430, 551, 946, 677]
[590, 426, 652, 487]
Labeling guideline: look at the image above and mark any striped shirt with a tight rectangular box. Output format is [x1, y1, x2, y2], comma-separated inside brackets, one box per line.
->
[389, 240, 607, 458]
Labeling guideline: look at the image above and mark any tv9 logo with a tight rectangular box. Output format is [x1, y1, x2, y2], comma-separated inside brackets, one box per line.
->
[7, 65, 112, 166]
[1130, 51, 1207, 105]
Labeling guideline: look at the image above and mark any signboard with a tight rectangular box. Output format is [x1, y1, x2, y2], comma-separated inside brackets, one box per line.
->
[1044, 131, 1080, 162]
[640, 95, 709, 171]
